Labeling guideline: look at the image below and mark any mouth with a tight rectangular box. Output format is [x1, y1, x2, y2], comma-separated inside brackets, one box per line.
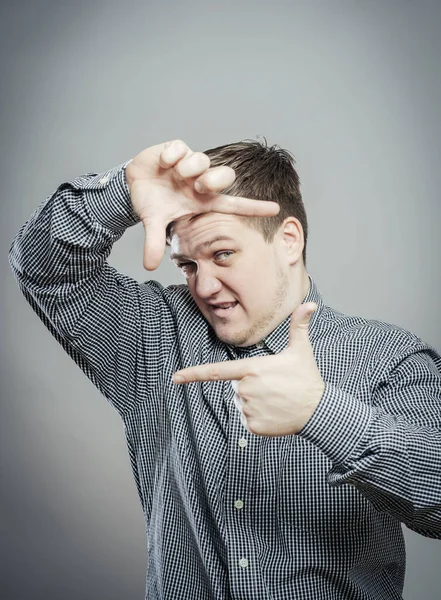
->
[209, 301, 239, 317]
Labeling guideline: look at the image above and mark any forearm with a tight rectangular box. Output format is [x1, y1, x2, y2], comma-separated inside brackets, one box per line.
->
[298, 347, 441, 538]
[7, 161, 170, 416]
[9, 160, 139, 327]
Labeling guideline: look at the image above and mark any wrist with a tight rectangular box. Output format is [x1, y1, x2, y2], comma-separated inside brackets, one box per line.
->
[124, 160, 136, 188]
[295, 381, 325, 434]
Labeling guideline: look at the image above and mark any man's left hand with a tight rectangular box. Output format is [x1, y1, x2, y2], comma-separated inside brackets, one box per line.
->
[173, 302, 325, 436]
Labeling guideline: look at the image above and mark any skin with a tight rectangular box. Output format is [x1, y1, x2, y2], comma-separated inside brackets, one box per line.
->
[170, 212, 311, 347]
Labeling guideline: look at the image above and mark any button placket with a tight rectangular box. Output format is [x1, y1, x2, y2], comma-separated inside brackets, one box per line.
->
[226, 409, 255, 598]
[226, 395, 264, 594]
[234, 436, 248, 513]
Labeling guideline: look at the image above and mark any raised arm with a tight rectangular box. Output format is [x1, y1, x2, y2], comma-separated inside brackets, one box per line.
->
[9, 140, 279, 417]
[8, 159, 155, 417]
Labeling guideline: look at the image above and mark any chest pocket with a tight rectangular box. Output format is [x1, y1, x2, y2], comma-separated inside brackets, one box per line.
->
[277, 436, 370, 541]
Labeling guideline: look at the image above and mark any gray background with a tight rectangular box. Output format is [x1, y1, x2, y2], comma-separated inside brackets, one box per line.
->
[1, 0, 440, 598]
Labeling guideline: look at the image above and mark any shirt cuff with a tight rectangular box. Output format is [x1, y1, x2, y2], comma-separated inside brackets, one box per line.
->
[297, 382, 373, 465]
[69, 159, 141, 231]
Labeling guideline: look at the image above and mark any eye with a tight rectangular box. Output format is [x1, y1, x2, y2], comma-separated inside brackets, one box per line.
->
[215, 251, 234, 262]
[176, 261, 197, 277]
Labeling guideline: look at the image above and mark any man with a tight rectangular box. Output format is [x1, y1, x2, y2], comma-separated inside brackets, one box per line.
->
[9, 138, 441, 599]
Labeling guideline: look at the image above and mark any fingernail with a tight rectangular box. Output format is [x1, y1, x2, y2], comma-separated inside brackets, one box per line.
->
[173, 374, 185, 384]
[194, 181, 204, 193]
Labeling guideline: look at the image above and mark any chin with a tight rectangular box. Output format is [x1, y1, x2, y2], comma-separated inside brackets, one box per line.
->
[213, 327, 253, 348]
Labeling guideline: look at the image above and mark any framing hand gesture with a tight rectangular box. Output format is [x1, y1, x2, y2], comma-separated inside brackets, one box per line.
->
[125, 140, 280, 270]
[173, 302, 325, 436]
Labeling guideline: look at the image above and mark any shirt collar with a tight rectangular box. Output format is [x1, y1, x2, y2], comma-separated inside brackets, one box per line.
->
[223, 273, 324, 358]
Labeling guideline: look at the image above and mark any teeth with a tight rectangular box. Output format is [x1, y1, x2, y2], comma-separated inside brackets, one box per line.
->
[215, 302, 236, 309]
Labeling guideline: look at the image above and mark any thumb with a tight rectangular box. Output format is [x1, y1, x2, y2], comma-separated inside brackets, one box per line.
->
[288, 302, 317, 347]
[141, 216, 167, 271]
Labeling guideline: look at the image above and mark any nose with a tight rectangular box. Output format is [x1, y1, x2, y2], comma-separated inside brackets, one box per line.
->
[194, 264, 222, 298]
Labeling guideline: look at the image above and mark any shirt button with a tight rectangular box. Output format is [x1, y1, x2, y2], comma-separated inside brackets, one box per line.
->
[239, 558, 249, 569]
[256, 340, 265, 349]
[238, 438, 247, 448]
[99, 175, 110, 186]
[234, 499, 244, 510]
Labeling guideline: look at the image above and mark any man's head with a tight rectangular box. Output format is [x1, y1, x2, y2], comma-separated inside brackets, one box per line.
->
[168, 138, 310, 347]
[204, 138, 308, 265]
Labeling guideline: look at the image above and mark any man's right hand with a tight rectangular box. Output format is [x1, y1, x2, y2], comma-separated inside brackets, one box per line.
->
[125, 140, 280, 271]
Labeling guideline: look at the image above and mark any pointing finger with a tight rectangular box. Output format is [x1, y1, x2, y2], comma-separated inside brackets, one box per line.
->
[173, 358, 257, 384]
[209, 193, 280, 217]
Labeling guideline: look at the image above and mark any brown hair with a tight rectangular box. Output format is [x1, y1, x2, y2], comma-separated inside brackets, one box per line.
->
[167, 138, 308, 265]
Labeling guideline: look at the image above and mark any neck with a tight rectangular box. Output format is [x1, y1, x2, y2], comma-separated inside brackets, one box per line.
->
[261, 265, 311, 342]
[289, 263, 311, 311]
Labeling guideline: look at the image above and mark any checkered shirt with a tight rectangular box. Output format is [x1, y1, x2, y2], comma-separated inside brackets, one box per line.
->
[9, 161, 441, 600]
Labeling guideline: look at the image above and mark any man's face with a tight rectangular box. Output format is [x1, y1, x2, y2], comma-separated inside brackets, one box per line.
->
[170, 213, 290, 347]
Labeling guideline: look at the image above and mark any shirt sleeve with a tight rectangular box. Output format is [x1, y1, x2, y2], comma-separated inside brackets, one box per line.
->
[298, 340, 441, 539]
[8, 161, 168, 418]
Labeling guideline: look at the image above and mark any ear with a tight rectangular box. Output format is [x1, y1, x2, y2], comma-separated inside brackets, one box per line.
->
[279, 217, 304, 265]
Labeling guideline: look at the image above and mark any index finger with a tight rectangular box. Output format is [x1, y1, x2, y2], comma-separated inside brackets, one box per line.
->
[173, 358, 256, 384]
[210, 193, 280, 217]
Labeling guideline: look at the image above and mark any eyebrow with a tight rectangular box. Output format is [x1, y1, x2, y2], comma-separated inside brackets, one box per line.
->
[170, 235, 236, 261]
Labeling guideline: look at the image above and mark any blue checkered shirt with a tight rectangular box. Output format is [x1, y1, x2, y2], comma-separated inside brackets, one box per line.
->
[9, 161, 441, 600]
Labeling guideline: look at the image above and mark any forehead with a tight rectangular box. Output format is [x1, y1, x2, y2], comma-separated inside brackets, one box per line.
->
[170, 213, 244, 254]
